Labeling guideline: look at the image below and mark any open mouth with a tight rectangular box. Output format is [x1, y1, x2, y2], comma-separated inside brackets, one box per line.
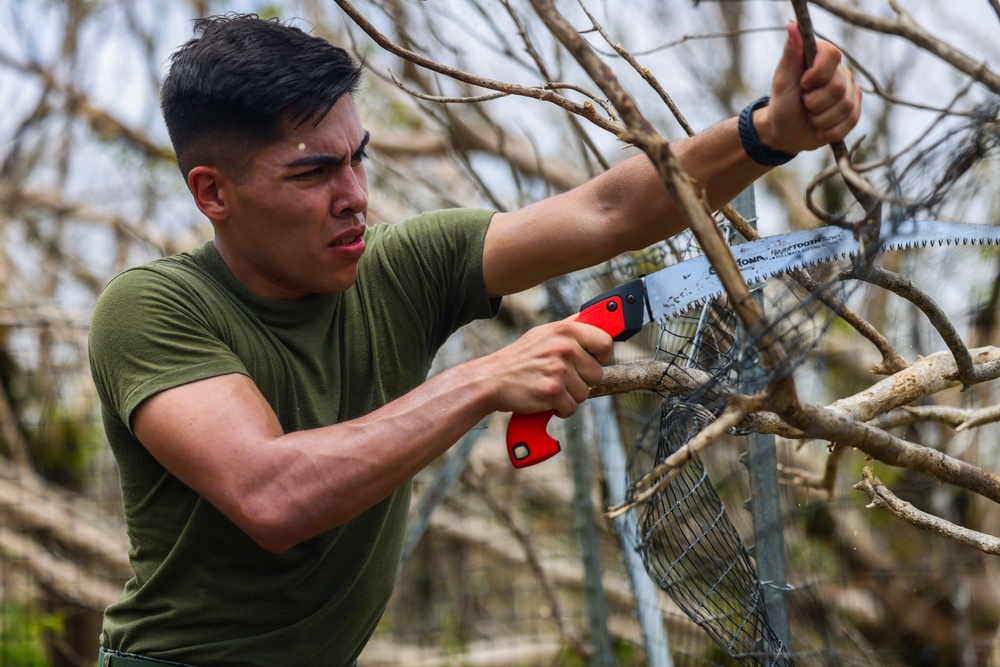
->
[327, 229, 366, 257]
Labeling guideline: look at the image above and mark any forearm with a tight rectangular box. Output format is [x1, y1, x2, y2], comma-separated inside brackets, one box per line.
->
[597, 116, 771, 249]
[237, 360, 497, 552]
[255, 314, 613, 548]
[484, 116, 770, 296]
[136, 316, 608, 554]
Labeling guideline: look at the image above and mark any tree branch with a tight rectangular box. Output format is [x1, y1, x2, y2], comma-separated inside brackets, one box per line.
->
[606, 403, 750, 518]
[333, 0, 623, 134]
[854, 466, 1000, 554]
[811, 0, 1000, 94]
[854, 265, 981, 386]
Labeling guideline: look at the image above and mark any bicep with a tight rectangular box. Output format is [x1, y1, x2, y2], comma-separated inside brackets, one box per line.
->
[483, 194, 613, 297]
[482, 155, 680, 297]
[482, 127, 769, 297]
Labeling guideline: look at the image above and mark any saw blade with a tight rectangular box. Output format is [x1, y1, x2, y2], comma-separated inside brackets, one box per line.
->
[642, 220, 1000, 325]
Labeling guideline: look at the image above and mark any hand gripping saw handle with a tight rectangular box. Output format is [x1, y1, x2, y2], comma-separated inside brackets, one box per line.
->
[506, 279, 648, 468]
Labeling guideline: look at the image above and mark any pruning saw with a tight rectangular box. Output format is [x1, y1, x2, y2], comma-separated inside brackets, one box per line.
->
[506, 220, 1000, 468]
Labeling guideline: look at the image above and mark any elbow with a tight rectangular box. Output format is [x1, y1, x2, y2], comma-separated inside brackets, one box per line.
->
[230, 487, 358, 554]
[231, 494, 311, 555]
[218, 462, 370, 553]
[249, 527, 298, 555]
[242, 513, 298, 555]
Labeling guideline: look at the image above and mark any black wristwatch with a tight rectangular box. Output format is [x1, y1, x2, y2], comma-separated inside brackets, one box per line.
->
[738, 96, 795, 167]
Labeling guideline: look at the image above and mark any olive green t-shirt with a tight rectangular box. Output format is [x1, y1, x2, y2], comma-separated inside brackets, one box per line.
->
[88, 208, 497, 666]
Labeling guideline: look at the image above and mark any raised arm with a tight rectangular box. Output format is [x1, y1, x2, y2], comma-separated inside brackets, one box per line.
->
[482, 23, 861, 297]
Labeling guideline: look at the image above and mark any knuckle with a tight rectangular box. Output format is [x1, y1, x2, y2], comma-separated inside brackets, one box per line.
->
[539, 376, 566, 399]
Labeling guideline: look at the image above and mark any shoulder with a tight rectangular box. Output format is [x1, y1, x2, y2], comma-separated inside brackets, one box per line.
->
[96, 246, 202, 294]
[90, 246, 234, 362]
[93, 244, 224, 318]
[369, 208, 495, 241]
[362, 209, 495, 265]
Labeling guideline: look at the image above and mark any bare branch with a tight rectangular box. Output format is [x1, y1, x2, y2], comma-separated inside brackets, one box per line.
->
[785, 401, 1000, 503]
[811, 0, 1000, 94]
[591, 347, 1000, 453]
[606, 403, 750, 518]
[854, 466, 1000, 554]
[749, 346, 1000, 438]
[868, 404, 1000, 432]
[588, 360, 719, 399]
[333, 0, 623, 134]
[573, 0, 695, 136]
[855, 266, 980, 386]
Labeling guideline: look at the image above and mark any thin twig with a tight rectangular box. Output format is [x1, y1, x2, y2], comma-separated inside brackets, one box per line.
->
[854, 466, 1000, 554]
[811, 0, 1000, 94]
[574, 0, 695, 136]
[333, 0, 624, 135]
[868, 404, 1000, 432]
[853, 266, 979, 386]
[606, 404, 750, 518]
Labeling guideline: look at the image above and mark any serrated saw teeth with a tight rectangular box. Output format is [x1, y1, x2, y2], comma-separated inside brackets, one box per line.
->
[640, 220, 1000, 323]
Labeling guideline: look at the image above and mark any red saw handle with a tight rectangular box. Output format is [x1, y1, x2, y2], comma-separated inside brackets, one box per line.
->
[506, 280, 646, 468]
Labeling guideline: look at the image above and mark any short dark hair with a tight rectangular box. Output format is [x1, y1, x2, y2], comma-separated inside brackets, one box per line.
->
[161, 13, 364, 181]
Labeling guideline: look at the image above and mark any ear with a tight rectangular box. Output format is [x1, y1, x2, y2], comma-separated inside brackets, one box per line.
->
[188, 166, 232, 223]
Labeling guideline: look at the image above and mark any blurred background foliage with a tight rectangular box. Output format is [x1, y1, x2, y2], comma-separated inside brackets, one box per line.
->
[2, 1, 1000, 665]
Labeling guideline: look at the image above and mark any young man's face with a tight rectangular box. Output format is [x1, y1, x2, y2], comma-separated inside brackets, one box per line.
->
[215, 95, 370, 300]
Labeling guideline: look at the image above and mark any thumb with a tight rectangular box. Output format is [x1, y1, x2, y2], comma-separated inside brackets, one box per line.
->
[772, 22, 805, 97]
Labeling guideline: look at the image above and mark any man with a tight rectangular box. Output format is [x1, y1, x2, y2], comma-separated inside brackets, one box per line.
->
[89, 12, 861, 667]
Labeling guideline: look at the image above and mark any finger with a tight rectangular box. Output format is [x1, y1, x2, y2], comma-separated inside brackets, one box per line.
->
[566, 319, 614, 365]
[815, 106, 861, 144]
[575, 355, 605, 392]
[807, 91, 857, 132]
[582, 334, 613, 366]
[802, 70, 850, 116]
[558, 366, 601, 416]
[551, 391, 580, 419]
[566, 373, 593, 405]
[801, 41, 844, 91]
[808, 77, 862, 142]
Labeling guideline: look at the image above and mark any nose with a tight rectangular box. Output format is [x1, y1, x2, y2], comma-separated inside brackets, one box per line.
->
[331, 164, 368, 218]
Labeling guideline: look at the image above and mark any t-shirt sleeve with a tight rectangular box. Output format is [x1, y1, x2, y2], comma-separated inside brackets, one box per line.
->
[360, 208, 500, 351]
[88, 266, 249, 433]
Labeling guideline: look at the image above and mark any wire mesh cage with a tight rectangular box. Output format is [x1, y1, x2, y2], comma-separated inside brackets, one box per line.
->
[630, 398, 791, 666]
[571, 208, 865, 665]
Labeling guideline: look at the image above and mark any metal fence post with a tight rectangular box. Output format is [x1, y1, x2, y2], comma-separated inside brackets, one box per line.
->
[592, 395, 674, 666]
[731, 187, 793, 653]
[565, 410, 616, 665]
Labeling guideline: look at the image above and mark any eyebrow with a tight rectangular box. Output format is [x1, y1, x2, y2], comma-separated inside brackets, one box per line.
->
[284, 130, 371, 168]
[354, 130, 371, 160]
